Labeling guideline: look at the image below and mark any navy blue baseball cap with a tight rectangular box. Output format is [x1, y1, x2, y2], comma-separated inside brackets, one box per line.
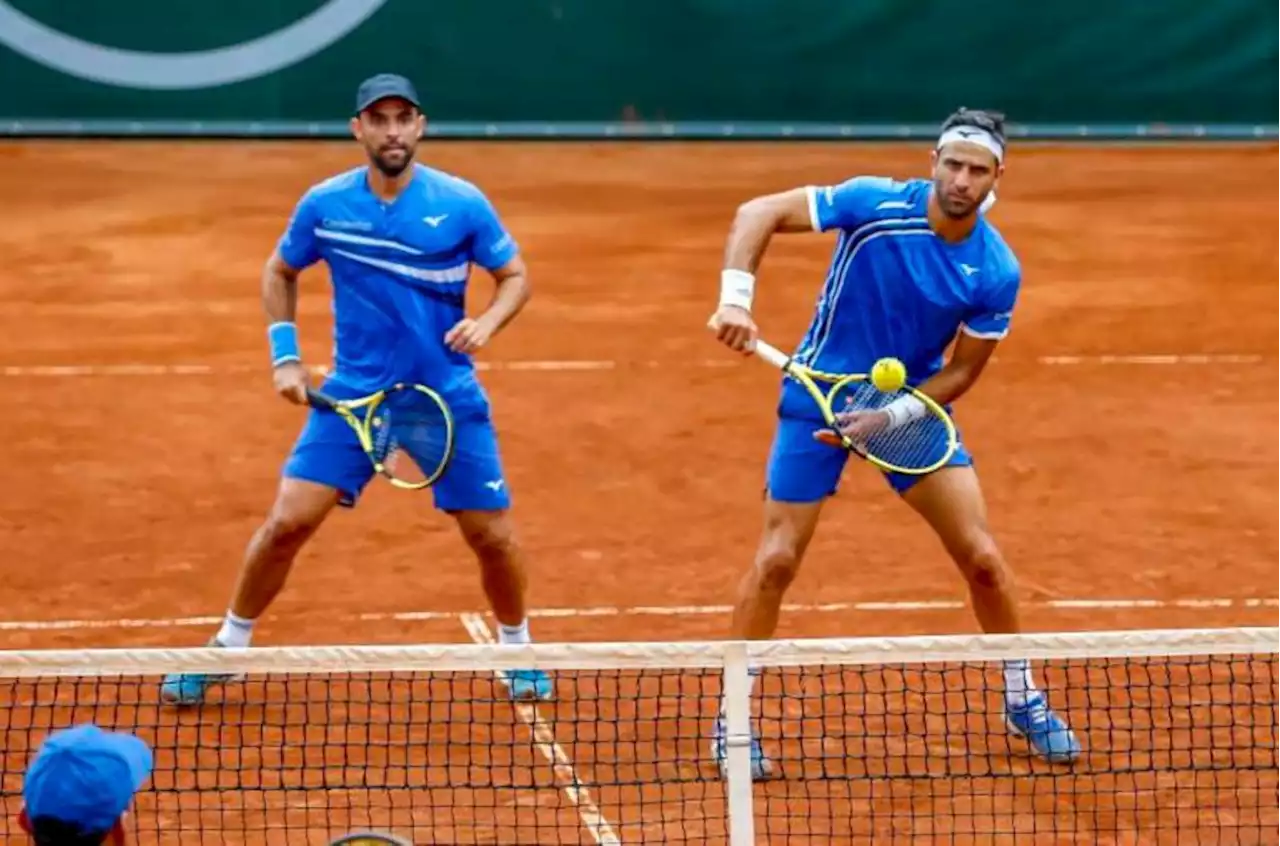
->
[354, 73, 421, 114]
[23, 724, 154, 836]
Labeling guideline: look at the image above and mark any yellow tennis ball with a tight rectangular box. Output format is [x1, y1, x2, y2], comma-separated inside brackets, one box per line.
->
[870, 357, 907, 392]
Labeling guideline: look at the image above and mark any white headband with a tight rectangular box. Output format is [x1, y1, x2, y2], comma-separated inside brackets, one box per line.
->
[937, 126, 1003, 213]
[937, 126, 1005, 164]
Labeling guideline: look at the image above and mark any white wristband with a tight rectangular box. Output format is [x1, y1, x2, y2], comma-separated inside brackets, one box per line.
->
[882, 395, 928, 430]
[719, 269, 755, 312]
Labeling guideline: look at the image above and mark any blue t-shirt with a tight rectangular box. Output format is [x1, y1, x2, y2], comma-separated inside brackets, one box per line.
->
[277, 163, 519, 404]
[784, 176, 1020, 418]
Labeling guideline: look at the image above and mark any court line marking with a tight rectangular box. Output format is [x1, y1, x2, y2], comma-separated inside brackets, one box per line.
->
[0, 353, 1268, 378]
[460, 612, 621, 846]
[1, 597, 1274, 633]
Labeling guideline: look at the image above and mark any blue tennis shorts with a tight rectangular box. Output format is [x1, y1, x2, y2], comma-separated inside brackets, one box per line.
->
[282, 381, 511, 512]
[764, 414, 974, 502]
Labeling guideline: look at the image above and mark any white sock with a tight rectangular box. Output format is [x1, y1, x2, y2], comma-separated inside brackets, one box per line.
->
[1002, 659, 1040, 707]
[498, 618, 531, 645]
[215, 611, 255, 649]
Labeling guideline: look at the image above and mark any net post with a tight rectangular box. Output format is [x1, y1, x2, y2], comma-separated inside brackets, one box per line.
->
[722, 640, 757, 846]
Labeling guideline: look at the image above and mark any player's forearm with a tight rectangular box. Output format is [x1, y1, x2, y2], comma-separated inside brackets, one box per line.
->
[477, 271, 530, 335]
[914, 360, 985, 407]
[262, 259, 302, 366]
[719, 191, 816, 312]
[877, 363, 982, 432]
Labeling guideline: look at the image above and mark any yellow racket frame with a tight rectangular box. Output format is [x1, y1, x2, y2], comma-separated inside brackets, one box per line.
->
[306, 383, 455, 490]
[752, 339, 959, 475]
[328, 833, 414, 846]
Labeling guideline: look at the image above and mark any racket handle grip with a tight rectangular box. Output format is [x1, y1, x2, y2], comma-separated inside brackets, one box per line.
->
[305, 387, 339, 410]
[752, 340, 790, 369]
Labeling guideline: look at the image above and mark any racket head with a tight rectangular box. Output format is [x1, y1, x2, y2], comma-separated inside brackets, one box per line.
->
[365, 383, 455, 489]
[328, 833, 414, 846]
[824, 376, 958, 475]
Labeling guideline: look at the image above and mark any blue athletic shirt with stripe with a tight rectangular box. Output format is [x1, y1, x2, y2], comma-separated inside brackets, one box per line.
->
[276, 163, 518, 406]
[782, 176, 1020, 418]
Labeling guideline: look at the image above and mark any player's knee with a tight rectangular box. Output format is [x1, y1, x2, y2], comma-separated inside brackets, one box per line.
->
[260, 509, 320, 553]
[755, 539, 802, 594]
[260, 480, 338, 554]
[957, 535, 1011, 591]
[461, 517, 517, 565]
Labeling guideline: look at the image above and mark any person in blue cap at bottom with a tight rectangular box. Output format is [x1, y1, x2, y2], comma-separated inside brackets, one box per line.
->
[17, 724, 154, 846]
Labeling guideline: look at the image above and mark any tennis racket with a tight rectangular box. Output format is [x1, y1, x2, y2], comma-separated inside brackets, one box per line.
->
[306, 383, 455, 489]
[328, 833, 414, 846]
[752, 339, 959, 475]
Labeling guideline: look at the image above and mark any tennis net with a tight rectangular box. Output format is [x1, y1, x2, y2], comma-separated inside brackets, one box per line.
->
[1, 626, 1275, 844]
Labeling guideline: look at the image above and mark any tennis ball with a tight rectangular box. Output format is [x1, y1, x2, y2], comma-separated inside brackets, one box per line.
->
[870, 357, 907, 392]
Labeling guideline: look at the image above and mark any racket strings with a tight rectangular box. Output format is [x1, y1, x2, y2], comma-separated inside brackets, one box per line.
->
[369, 391, 452, 483]
[832, 381, 953, 471]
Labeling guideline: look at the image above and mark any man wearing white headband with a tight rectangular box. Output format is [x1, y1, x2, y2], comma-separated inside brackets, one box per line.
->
[708, 108, 1080, 778]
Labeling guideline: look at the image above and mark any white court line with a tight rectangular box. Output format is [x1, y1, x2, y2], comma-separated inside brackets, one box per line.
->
[0, 353, 1268, 377]
[1037, 354, 1265, 366]
[460, 613, 621, 846]
[2, 597, 1275, 633]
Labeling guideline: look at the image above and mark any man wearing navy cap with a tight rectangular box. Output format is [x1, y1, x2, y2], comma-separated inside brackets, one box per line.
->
[18, 724, 154, 845]
[160, 73, 552, 706]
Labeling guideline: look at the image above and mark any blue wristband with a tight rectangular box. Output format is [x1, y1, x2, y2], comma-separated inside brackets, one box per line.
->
[267, 322, 301, 366]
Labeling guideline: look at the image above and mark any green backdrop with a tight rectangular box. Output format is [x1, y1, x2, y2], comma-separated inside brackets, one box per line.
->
[0, 0, 1275, 137]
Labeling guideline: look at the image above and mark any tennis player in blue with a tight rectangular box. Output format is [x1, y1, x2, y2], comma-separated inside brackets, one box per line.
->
[161, 74, 552, 705]
[708, 109, 1080, 778]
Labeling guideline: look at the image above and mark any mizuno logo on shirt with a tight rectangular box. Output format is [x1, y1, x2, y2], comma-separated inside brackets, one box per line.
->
[960, 263, 980, 276]
[423, 215, 449, 227]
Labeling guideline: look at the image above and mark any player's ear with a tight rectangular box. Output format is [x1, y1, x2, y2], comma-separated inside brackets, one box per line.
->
[414, 110, 425, 140]
[349, 116, 362, 141]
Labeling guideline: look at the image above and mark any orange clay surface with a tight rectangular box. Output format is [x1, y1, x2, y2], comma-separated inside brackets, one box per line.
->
[0, 141, 1276, 844]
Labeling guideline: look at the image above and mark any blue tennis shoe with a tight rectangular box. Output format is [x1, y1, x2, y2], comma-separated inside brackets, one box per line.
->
[1004, 692, 1082, 763]
[502, 668, 554, 701]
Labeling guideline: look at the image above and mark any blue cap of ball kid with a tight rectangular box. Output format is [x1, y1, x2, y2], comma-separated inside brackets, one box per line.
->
[23, 724, 154, 837]
[354, 73, 421, 115]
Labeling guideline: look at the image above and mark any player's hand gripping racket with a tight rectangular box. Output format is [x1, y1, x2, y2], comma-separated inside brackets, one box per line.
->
[752, 339, 959, 475]
[306, 383, 455, 489]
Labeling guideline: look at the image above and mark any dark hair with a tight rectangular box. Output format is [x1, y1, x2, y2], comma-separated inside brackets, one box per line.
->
[30, 817, 111, 846]
[941, 107, 1008, 148]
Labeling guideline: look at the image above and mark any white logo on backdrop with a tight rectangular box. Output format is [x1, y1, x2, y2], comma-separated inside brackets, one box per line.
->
[0, 0, 388, 90]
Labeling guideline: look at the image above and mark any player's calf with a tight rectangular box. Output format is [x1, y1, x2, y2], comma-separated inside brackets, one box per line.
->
[732, 542, 802, 642]
[734, 498, 824, 640]
[455, 510, 527, 622]
[950, 538, 1023, 631]
[160, 481, 338, 708]
[453, 510, 552, 701]
[224, 487, 336, 625]
[754, 537, 804, 596]
[952, 537, 1013, 593]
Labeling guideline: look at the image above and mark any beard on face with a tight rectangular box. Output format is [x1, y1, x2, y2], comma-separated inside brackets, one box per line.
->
[935, 181, 984, 219]
[370, 141, 413, 177]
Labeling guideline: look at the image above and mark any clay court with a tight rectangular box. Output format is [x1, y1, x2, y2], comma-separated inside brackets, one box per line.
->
[0, 140, 1276, 843]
